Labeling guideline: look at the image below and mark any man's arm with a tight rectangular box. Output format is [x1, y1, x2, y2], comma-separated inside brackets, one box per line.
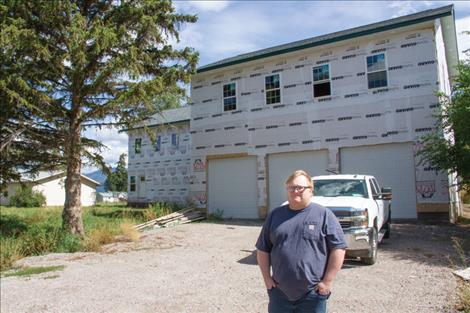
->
[315, 248, 346, 295]
[257, 249, 277, 289]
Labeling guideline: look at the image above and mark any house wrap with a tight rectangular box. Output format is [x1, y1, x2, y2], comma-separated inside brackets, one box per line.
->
[188, 5, 460, 220]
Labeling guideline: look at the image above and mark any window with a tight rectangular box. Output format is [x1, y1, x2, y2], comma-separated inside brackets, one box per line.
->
[130, 176, 136, 192]
[223, 83, 236, 111]
[265, 74, 281, 104]
[369, 179, 379, 197]
[366, 54, 387, 89]
[171, 133, 179, 149]
[313, 65, 331, 97]
[135, 138, 141, 154]
[155, 135, 161, 152]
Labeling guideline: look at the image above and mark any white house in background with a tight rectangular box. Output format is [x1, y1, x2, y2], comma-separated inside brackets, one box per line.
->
[0, 171, 100, 207]
[125, 106, 191, 206]
[189, 5, 460, 221]
[96, 191, 127, 203]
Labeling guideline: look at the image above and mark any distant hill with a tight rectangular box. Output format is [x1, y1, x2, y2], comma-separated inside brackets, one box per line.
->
[84, 170, 107, 192]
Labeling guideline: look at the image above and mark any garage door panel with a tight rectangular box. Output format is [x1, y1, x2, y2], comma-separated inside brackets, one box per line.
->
[340, 143, 416, 219]
[208, 157, 258, 218]
[268, 150, 329, 212]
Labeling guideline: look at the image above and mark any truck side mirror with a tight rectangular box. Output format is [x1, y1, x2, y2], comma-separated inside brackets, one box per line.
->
[381, 187, 392, 200]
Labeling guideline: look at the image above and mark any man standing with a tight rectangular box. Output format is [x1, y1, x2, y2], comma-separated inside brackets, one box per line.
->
[256, 170, 346, 313]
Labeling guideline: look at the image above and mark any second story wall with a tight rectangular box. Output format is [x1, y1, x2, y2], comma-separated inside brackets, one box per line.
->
[128, 123, 191, 204]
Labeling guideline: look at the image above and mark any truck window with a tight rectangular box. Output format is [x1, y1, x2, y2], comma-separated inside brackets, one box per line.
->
[313, 179, 368, 198]
[369, 179, 379, 197]
[371, 178, 381, 195]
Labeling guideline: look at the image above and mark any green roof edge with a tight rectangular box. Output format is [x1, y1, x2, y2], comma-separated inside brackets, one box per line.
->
[197, 6, 452, 74]
[119, 119, 190, 133]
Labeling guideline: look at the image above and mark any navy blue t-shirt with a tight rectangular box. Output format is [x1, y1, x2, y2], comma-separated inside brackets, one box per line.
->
[256, 202, 347, 301]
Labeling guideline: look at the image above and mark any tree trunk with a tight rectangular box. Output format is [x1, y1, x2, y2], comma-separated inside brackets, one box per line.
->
[62, 120, 85, 237]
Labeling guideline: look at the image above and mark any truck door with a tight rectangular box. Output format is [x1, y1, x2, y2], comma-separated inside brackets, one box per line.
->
[369, 178, 385, 229]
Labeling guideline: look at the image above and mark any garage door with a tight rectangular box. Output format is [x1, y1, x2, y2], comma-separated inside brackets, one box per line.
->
[207, 156, 258, 218]
[340, 142, 417, 219]
[268, 150, 329, 211]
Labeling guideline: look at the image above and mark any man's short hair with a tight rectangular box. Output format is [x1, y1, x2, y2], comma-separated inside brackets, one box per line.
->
[285, 170, 313, 188]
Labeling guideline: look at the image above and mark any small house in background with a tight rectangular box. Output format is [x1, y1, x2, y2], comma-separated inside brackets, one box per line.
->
[125, 106, 191, 206]
[96, 191, 127, 203]
[0, 171, 100, 207]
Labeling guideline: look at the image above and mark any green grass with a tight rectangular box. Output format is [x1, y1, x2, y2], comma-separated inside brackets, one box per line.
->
[0, 203, 180, 272]
[3, 265, 65, 278]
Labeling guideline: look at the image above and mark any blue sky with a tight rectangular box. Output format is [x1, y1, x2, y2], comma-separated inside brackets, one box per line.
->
[85, 1, 470, 171]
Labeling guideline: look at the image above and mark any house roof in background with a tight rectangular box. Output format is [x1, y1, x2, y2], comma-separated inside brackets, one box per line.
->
[20, 171, 101, 186]
[121, 106, 190, 132]
[197, 5, 454, 73]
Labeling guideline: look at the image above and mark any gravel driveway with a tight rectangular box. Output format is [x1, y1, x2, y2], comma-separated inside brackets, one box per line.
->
[1, 221, 468, 313]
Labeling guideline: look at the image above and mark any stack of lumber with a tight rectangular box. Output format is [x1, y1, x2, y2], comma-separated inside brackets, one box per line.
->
[134, 208, 205, 231]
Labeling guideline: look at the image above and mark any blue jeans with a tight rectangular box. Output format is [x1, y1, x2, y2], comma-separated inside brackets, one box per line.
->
[267, 287, 328, 313]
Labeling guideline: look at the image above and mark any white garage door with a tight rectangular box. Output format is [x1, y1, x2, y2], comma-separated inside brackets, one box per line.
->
[340, 142, 417, 219]
[208, 156, 258, 218]
[268, 150, 329, 211]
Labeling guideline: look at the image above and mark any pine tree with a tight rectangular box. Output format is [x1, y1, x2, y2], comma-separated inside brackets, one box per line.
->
[0, 0, 198, 236]
[105, 153, 128, 192]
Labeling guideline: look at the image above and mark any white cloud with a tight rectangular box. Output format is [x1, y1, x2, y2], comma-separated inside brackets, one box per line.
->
[456, 16, 470, 60]
[83, 127, 128, 167]
[175, 1, 230, 13]
[179, 7, 272, 64]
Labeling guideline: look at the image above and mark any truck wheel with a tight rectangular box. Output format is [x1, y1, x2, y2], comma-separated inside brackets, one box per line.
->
[383, 211, 391, 239]
[361, 227, 378, 265]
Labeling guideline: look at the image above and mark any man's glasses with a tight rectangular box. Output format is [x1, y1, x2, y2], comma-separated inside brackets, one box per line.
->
[286, 185, 311, 193]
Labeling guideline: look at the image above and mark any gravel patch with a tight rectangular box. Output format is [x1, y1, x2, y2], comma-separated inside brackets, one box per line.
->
[1, 222, 468, 313]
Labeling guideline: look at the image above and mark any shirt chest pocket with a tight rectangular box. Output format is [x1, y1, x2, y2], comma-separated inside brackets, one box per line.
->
[303, 221, 321, 241]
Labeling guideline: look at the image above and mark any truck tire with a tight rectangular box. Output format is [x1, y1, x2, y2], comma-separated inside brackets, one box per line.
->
[383, 210, 391, 239]
[361, 227, 378, 265]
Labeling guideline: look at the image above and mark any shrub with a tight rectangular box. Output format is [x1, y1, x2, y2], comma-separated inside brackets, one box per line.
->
[9, 185, 46, 208]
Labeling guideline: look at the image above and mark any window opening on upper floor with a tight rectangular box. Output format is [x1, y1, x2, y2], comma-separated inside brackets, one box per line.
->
[367, 53, 388, 89]
[134, 138, 142, 154]
[265, 74, 281, 105]
[313, 64, 331, 98]
[223, 82, 237, 111]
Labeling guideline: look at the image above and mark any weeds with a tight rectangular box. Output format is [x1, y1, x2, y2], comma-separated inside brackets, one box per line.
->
[207, 209, 224, 222]
[120, 222, 140, 242]
[84, 226, 116, 252]
[3, 265, 65, 278]
[0, 205, 150, 271]
[451, 235, 470, 312]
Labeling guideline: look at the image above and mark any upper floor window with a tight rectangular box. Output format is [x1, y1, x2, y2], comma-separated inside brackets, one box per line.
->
[155, 135, 161, 152]
[130, 176, 136, 192]
[134, 138, 142, 154]
[313, 64, 331, 98]
[265, 74, 281, 105]
[171, 133, 179, 149]
[223, 83, 237, 111]
[367, 53, 388, 89]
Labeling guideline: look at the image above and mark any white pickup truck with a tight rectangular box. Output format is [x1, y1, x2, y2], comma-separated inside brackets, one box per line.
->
[312, 174, 392, 265]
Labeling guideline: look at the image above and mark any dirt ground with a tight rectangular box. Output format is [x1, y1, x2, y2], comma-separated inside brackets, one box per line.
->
[1, 221, 469, 313]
